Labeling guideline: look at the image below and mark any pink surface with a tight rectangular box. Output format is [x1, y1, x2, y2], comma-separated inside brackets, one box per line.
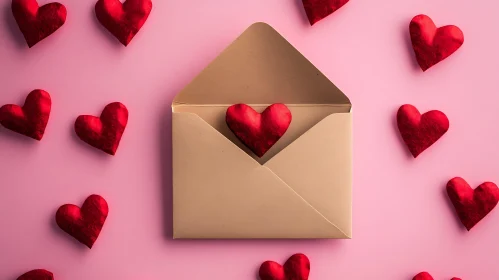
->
[1, 0, 498, 279]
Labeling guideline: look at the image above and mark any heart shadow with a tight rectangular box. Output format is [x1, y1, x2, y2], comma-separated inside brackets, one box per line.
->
[69, 121, 114, 159]
[441, 186, 468, 233]
[49, 209, 90, 252]
[3, 4, 26, 48]
[90, 7, 124, 49]
[391, 107, 413, 159]
[293, 0, 310, 26]
[401, 23, 421, 71]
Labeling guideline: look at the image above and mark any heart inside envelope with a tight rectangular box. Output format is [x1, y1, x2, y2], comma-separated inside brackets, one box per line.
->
[173, 104, 350, 164]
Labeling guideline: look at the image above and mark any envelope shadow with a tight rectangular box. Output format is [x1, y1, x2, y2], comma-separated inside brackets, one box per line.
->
[3, 4, 26, 48]
[159, 105, 174, 239]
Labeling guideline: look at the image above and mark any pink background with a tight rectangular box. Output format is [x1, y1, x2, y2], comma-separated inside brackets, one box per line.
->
[1, 0, 499, 279]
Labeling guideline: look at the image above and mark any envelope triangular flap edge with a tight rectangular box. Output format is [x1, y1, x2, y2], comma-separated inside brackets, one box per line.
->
[172, 22, 351, 107]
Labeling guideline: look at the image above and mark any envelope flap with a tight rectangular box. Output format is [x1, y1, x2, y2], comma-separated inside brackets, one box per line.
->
[173, 112, 348, 238]
[265, 113, 352, 237]
[172, 22, 351, 106]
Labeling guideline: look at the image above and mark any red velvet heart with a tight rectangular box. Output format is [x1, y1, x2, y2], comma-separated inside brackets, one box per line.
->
[56, 194, 108, 249]
[413, 272, 462, 280]
[302, 0, 349, 25]
[226, 103, 292, 158]
[397, 104, 449, 158]
[0, 89, 51, 140]
[17, 269, 53, 280]
[74, 102, 128, 155]
[413, 272, 434, 280]
[95, 0, 152, 46]
[259, 253, 310, 280]
[410, 14, 464, 71]
[11, 0, 67, 48]
[446, 177, 499, 231]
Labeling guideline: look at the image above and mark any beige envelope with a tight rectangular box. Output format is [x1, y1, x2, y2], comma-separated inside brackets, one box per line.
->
[172, 22, 352, 239]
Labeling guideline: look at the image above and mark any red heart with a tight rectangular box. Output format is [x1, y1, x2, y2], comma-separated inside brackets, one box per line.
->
[74, 102, 128, 155]
[226, 103, 292, 158]
[413, 272, 434, 280]
[410, 14, 464, 71]
[11, 0, 66, 48]
[413, 272, 462, 280]
[397, 104, 449, 158]
[56, 194, 108, 249]
[259, 253, 310, 280]
[446, 177, 499, 231]
[17, 269, 53, 280]
[302, 0, 349, 25]
[95, 0, 152, 46]
[0, 89, 51, 140]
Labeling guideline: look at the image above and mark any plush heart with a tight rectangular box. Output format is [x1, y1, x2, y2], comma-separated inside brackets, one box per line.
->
[302, 0, 349, 25]
[95, 0, 152, 46]
[74, 102, 128, 155]
[56, 194, 108, 248]
[0, 89, 51, 140]
[11, 0, 67, 48]
[410, 14, 464, 71]
[226, 103, 292, 158]
[413, 272, 461, 280]
[17, 269, 53, 280]
[259, 253, 310, 280]
[446, 177, 499, 231]
[397, 104, 449, 158]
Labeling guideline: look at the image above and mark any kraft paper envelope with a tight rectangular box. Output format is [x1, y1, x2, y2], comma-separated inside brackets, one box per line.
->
[172, 22, 352, 239]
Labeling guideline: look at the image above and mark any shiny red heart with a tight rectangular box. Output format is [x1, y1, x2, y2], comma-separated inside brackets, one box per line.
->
[0, 89, 51, 140]
[410, 14, 464, 71]
[17, 269, 53, 280]
[397, 104, 449, 158]
[259, 253, 310, 280]
[226, 103, 292, 158]
[74, 102, 128, 155]
[11, 0, 67, 48]
[56, 194, 108, 249]
[447, 177, 499, 231]
[302, 0, 349, 25]
[413, 272, 462, 280]
[95, 0, 152, 46]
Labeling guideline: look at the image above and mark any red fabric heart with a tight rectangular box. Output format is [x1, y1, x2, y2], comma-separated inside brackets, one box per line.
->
[259, 253, 310, 280]
[302, 0, 349, 25]
[226, 103, 292, 158]
[56, 194, 108, 249]
[0, 89, 51, 140]
[17, 269, 53, 280]
[95, 0, 152, 46]
[413, 272, 462, 280]
[410, 14, 464, 71]
[446, 177, 499, 231]
[413, 272, 434, 280]
[74, 102, 128, 155]
[397, 104, 449, 158]
[11, 0, 66, 48]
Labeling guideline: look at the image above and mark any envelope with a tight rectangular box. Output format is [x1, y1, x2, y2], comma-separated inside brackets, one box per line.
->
[172, 22, 352, 239]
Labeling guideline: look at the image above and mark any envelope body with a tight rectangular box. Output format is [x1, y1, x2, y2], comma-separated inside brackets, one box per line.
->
[172, 23, 352, 239]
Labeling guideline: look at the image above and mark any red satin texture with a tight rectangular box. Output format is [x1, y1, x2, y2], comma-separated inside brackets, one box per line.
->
[226, 103, 292, 158]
